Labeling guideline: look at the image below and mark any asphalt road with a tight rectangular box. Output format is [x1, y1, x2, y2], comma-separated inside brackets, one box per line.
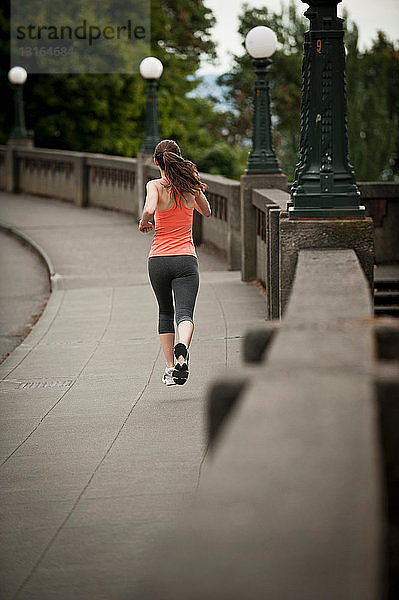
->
[0, 228, 50, 363]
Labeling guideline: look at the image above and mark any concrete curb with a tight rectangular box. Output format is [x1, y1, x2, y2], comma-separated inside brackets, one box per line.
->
[0, 220, 61, 291]
[0, 219, 65, 375]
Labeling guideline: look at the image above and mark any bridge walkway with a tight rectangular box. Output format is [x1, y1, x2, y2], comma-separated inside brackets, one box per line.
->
[0, 191, 266, 600]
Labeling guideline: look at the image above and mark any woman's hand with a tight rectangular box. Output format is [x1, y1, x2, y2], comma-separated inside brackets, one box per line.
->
[138, 219, 154, 233]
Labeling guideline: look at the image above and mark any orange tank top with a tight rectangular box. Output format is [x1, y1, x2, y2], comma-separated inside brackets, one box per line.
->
[148, 179, 197, 258]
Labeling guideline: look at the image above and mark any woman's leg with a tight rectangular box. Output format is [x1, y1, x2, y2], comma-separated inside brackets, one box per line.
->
[148, 258, 175, 367]
[177, 321, 194, 348]
[172, 256, 199, 348]
[160, 333, 175, 368]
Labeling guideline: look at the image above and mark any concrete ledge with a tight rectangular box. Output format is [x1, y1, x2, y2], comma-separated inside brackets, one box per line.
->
[252, 188, 290, 317]
[358, 182, 399, 199]
[241, 173, 288, 282]
[242, 325, 277, 363]
[207, 377, 247, 451]
[279, 216, 374, 316]
[138, 249, 382, 600]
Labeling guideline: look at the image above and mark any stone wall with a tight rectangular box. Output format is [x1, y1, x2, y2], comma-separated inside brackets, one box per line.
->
[359, 182, 399, 263]
[252, 188, 288, 319]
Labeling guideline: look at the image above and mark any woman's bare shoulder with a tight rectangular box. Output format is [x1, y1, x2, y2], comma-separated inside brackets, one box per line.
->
[147, 177, 167, 186]
[150, 178, 167, 187]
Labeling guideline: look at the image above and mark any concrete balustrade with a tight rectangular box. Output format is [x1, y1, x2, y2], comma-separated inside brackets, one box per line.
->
[252, 188, 289, 319]
[86, 153, 138, 213]
[200, 173, 241, 270]
[0, 144, 398, 282]
[359, 182, 399, 263]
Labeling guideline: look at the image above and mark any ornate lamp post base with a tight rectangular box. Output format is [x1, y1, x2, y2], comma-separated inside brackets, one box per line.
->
[289, 0, 365, 219]
[288, 193, 365, 218]
[247, 150, 281, 175]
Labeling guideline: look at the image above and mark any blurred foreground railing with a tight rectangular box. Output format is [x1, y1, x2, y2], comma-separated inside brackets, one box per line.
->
[138, 247, 399, 599]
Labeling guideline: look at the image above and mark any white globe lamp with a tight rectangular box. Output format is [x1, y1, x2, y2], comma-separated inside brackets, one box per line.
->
[139, 57, 163, 80]
[8, 66, 28, 85]
[245, 26, 278, 59]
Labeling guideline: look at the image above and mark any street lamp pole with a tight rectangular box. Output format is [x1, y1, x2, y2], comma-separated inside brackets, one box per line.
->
[245, 26, 281, 174]
[288, 0, 365, 218]
[140, 57, 163, 154]
[8, 66, 30, 142]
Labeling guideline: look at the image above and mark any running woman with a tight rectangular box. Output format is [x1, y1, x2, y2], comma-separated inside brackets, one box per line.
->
[138, 139, 211, 386]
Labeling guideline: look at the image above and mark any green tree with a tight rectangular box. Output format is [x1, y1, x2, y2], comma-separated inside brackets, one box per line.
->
[346, 27, 399, 181]
[1, 0, 220, 161]
[218, 1, 399, 182]
[218, 1, 304, 180]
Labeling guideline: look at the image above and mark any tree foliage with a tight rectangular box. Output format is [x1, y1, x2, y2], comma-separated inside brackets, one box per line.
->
[218, 1, 399, 182]
[0, 0, 220, 161]
[218, 1, 304, 179]
[1, 0, 398, 182]
[346, 26, 399, 180]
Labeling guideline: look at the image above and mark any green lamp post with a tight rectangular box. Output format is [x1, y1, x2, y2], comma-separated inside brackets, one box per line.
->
[8, 66, 29, 142]
[140, 56, 163, 154]
[245, 26, 281, 174]
[289, 0, 365, 218]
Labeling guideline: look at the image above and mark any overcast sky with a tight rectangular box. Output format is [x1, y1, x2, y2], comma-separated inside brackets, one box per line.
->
[200, 0, 399, 74]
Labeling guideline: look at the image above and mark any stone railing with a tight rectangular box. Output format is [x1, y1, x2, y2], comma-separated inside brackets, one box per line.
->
[359, 182, 399, 263]
[245, 183, 398, 318]
[15, 148, 80, 203]
[252, 188, 288, 319]
[200, 173, 241, 270]
[0, 145, 243, 270]
[139, 247, 395, 599]
[0, 145, 139, 211]
[1, 145, 398, 279]
[86, 153, 138, 213]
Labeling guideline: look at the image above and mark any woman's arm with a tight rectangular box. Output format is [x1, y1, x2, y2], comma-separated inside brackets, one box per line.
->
[194, 190, 211, 217]
[139, 181, 158, 232]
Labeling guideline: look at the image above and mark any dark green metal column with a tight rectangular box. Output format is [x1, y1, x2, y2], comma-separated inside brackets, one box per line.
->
[246, 58, 281, 174]
[141, 79, 160, 154]
[289, 0, 365, 218]
[10, 84, 28, 140]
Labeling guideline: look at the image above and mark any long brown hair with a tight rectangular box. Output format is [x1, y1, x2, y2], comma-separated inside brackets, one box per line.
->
[154, 140, 207, 202]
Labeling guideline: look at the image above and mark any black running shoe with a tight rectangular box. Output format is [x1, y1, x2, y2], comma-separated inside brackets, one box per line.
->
[173, 343, 189, 385]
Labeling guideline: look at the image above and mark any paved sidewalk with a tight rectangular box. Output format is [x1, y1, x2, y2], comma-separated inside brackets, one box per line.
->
[0, 191, 267, 600]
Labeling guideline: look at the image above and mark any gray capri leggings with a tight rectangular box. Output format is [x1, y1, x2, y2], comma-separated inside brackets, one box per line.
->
[148, 255, 199, 334]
